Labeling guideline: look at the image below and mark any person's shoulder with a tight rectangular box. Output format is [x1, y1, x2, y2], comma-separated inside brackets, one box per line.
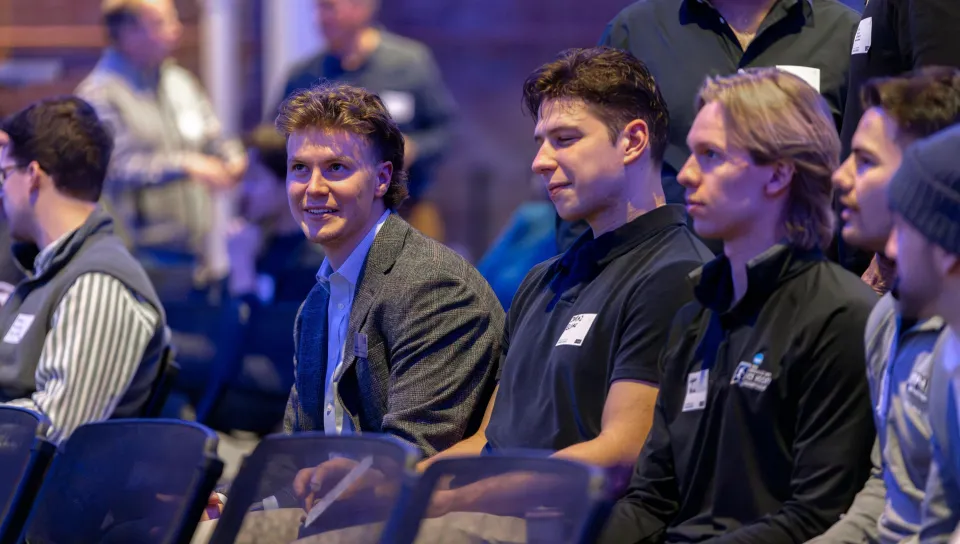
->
[794, 259, 879, 326]
[811, 0, 863, 26]
[610, 0, 675, 24]
[865, 291, 898, 338]
[377, 30, 434, 63]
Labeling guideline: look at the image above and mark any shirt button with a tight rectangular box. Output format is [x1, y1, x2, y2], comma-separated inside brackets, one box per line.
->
[326, 403, 333, 413]
[719, 16, 726, 23]
[337, 303, 344, 310]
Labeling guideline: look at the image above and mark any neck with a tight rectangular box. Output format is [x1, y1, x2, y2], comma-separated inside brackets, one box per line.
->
[711, 0, 778, 44]
[587, 172, 666, 237]
[322, 204, 385, 270]
[337, 27, 381, 71]
[35, 200, 97, 250]
[936, 281, 960, 329]
[723, 228, 780, 304]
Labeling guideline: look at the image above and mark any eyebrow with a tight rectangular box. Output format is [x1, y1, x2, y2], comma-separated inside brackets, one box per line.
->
[288, 154, 352, 165]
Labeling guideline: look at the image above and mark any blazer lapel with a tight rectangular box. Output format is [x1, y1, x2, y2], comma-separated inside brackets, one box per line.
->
[342, 214, 409, 378]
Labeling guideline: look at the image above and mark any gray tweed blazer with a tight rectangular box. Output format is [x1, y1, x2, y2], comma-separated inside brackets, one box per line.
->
[283, 213, 504, 457]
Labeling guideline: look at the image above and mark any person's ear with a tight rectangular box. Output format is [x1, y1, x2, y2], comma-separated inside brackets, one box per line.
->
[764, 161, 795, 197]
[374, 162, 393, 198]
[26, 161, 44, 193]
[621, 119, 650, 166]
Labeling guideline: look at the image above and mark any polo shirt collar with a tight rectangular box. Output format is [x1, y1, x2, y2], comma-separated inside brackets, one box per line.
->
[681, 0, 814, 29]
[690, 242, 824, 324]
[557, 204, 689, 275]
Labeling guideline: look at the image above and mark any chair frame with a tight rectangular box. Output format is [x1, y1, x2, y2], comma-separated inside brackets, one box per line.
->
[209, 432, 421, 544]
[17, 419, 222, 544]
[0, 407, 55, 544]
[380, 455, 611, 544]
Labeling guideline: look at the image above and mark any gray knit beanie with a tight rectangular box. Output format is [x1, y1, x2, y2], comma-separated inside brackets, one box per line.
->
[888, 124, 960, 254]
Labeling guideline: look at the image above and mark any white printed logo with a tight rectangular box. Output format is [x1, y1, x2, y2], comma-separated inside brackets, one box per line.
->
[730, 361, 773, 392]
[2, 314, 35, 345]
[556, 314, 597, 347]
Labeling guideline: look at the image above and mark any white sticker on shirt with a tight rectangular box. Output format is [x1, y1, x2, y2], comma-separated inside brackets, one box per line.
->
[851, 17, 873, 55]
[2, 314, 35, 345]
[730, 361, 773, 392]
[683, 369, 709, 412]
[776, 66, 821, 92]
[380, 91, 416, 124]
[556, 313, 597, 347]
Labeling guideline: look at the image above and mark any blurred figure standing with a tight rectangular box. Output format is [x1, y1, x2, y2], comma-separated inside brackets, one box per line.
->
[76, 0, 247, 281]
[278, 0, 456, 240]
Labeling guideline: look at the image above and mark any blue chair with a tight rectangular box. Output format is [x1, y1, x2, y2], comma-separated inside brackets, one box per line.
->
[0, 407, 54, 544]
[18, 419, 222, 544]
[209, 433, 420, 544]
[382, 455, 611, 544]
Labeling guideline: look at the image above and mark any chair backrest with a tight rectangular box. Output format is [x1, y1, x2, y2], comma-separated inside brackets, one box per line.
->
[382, 455, 611, 544]
[142, 344, 179, 418]
[19, 419, 222, 544]
[0, 407, 54, 544]
[210, 433, 420, 544]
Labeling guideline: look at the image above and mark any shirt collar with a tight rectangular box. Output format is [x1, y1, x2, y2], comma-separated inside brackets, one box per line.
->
[690, 243, 824, 325]
[681, 0, 814, 30]
[316, 211, 391, 286]
[99, 48, 166, 90]
[556, 205, 689, 275]
[34, 231, 74, 276]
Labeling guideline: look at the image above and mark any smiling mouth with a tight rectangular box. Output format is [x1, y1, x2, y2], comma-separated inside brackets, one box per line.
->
[304, 208, 337, 216]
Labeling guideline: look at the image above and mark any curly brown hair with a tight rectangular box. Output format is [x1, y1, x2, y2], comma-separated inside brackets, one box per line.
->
[522, 47, 669, 165]
[861, 66, 960, 143]
[275, 81, 408, 210]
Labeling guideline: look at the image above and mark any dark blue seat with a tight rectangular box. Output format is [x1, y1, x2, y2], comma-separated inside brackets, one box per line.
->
[19, 419, 222, 544]
[382, 455, 612, 544]
[210, 433, 419, 544]
[0, 406, 54, 544]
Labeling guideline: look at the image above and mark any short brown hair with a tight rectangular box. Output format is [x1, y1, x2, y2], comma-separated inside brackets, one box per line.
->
[1, 96, 113, 203]
[695, 68, 840, 250]
[522, 47, 669, 165]
[862, 66, 960, 143]
[276, 81, 408, 210]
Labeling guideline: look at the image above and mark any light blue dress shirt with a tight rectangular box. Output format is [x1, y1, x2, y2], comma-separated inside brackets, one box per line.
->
[315, 211, 390, 435]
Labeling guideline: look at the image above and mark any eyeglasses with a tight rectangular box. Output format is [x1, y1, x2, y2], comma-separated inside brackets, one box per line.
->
[0, 165, 21, 186]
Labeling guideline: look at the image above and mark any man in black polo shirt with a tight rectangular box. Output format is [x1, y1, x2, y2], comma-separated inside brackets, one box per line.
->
[600, 68, 877, 543]
[558, 0, 861, 252]
[423, 47, 713, 487]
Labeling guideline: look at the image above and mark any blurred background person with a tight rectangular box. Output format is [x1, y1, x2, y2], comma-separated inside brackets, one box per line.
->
[278, 0, 456, 241]
[76, 0, 247, 283]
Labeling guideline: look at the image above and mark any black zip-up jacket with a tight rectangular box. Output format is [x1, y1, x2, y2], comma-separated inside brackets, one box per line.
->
[601, 244, 878, 543]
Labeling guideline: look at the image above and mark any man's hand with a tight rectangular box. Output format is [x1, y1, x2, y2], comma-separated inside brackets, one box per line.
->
[292, 457, 395, 511]
[225, 153, 249, 182]
[184, 153, 235, 189]
[200, 492, 224, 521]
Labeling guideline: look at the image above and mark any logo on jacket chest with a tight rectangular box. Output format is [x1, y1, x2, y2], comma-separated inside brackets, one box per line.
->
[730, 353, 772, 392]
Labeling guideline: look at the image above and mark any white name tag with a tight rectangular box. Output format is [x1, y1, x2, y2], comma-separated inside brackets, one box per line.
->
[851, 17, 872, 55]
[776, 65, 821, 92]
[683, 369, 709, 412]
[3, 314, 35, 345]
[556, 313, 597, 347]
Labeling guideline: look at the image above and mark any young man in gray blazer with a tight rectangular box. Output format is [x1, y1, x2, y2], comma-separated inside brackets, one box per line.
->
[278, 81, 502, 453]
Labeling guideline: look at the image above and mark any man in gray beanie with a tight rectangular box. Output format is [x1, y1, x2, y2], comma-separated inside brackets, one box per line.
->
[885, 123, 960, 543]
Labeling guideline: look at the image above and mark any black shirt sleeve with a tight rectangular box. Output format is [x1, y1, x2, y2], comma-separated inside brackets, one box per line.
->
[708, 305, 876, 543]
[611, 259, 703, 385]
[598, 394, 680, 544]
[908, 0, 960, 67]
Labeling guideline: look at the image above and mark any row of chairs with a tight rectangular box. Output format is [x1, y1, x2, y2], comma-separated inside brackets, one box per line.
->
[0, 406, 612, 544]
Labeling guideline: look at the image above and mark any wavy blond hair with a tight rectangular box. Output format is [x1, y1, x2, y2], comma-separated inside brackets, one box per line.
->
[695, 68, 840, 250]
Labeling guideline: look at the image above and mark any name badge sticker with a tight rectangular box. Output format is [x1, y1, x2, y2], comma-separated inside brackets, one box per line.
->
[556, 314, 598, 347]
[2, 314, 35, 345]
[683, 369, 709, 412]
[851, 17, 873, 55]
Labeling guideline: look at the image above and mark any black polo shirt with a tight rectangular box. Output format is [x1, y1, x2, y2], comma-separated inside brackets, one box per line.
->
[600, 244, 878, 544]
[485, 205, 713, 452]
